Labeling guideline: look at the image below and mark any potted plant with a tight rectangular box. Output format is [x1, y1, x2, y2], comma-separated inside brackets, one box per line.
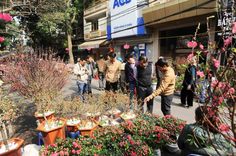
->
[0, 89, 23, 156]
[36, 118, 66, 146]
[3, 54, 68, 124]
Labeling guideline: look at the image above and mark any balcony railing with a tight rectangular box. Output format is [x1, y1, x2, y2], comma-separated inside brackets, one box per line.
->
[84, 30, 107, 40]
[84, 0, 108, 16]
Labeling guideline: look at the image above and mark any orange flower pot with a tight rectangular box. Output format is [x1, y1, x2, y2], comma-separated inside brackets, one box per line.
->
[35, 111, 55, 123]
[66, 118, 80, 132]
[37, 119, 66, 146]
[78, 122, 98, 137]
[0, 138, 24, 156]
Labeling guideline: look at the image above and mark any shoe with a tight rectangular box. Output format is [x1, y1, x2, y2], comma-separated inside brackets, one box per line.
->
[184, 104, 189, 108]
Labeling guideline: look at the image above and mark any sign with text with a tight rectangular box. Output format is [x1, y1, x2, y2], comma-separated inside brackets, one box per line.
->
[109, 0, 138, 38]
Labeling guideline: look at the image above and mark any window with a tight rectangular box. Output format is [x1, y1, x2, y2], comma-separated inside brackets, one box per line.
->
[92, 20, 98, 31]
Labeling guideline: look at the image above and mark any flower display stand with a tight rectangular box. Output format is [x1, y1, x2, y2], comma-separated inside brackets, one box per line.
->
[0, 138, 24, 156]
[37, 119, 66, 146]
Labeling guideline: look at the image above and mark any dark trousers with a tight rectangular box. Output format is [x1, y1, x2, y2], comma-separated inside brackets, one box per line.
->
[105, 81, 118, 92]
[181, 86, 194, 106]
[87, 76, 92, 94]
[137, 85, 153, 113]
[161, 94, 173, 116]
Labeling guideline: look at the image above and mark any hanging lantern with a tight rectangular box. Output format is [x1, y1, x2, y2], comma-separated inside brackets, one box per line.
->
[0, 37, 5, 43]
[124, 43, 130, 50]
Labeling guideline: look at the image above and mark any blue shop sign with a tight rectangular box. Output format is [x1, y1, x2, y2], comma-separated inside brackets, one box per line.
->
[113, 0, 131, 9]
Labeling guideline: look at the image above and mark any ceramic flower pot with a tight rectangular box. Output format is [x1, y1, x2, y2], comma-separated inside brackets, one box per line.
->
[34, 111, 55, 123]
[0, 138, 24, 156]
[36, 118, 66, 146]
[78, 121, 98, 137]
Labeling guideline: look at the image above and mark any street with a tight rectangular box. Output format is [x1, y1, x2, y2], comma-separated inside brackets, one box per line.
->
[63, 75, 198, 124]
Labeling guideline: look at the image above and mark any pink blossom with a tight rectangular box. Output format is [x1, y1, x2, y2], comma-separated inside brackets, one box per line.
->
[124, 43, 130, 49]
[72, 149, 76, 154]
[76, 150, 81, 154]
[197, 71, 205, 78]
[211, 80, 218, 88]
[0, 37, 5, 43]
[199, 44, 204, 50]
[224, 37, 232, 47]
[187, 41, 198, 48]
[59, 151, 64, 155]
[164, 115, 172, 119]
[94, 154, 98, 156]
[72, 142, 79, 148]
[219, 124, 230, 132]
[130, 151, 137, 156]
[51, 153, 58, 156]
[213, 59, 220, 68]
[187, 53, 194, 61]
[0, 13, 12, 22]
[229, 88, 235, 95]
[127, 135, 132, 140]
[232, 22, 236, 34]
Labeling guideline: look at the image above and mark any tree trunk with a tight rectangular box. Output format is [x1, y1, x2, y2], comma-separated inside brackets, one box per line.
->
[67, 33, 74, 64]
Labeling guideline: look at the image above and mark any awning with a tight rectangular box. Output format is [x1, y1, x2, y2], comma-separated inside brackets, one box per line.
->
[78, 39, 106, 49]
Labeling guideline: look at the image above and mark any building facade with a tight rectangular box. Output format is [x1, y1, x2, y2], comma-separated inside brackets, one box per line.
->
[79, 0, 109, 60]
[142, 0, 217, 64]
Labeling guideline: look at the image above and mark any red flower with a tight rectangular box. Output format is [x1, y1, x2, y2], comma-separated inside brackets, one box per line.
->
[219, 124, 230, 132]
[0, 37, 5, 43]
[130, 151, 137, 156]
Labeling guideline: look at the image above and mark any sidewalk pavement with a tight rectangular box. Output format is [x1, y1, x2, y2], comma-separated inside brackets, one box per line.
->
[62, 76, 199, 123]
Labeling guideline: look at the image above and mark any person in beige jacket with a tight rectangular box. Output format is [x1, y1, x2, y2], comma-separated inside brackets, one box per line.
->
[104, 53, 121, 92]
[144, 57, 175, 115]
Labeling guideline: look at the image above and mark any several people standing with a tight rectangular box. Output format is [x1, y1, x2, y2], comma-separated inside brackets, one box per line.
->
[136, 56, 153, 113]
[73, 58, 89, 100]
[96, 55, 106, 90]
[181, 57, 197, 108]
[104, 53, 121, 92]
[144, 57, 175, 116]
[125, 54, 137, 110]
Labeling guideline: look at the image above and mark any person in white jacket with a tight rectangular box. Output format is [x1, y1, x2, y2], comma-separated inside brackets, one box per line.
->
[74, 58, 89, 100]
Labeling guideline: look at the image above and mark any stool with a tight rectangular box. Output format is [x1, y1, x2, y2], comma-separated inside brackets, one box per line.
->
[67, 131, 80, 139]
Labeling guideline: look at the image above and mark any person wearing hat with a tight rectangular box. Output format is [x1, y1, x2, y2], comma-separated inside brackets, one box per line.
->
[104, 53, 121, 92]
[96, 55, 106, 90]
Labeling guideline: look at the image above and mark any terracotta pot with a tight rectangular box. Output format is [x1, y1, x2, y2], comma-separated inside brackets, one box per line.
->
[0, 138, 24, 156]
[37, 119, 66, 146]
[35, 111, 55, 123]
[66, 118, 81, 132]
[78, 122, 98, 137]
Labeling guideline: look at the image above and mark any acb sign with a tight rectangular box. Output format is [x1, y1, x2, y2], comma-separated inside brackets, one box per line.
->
[113, 0, 131, 9]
